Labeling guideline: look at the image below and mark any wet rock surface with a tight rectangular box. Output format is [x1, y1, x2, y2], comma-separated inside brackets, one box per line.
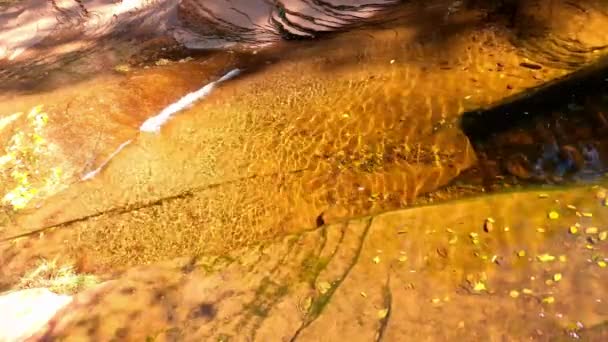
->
[17, 186, 608, 341]
[1, 0, 607, 92]
[1, 0, 608, 271]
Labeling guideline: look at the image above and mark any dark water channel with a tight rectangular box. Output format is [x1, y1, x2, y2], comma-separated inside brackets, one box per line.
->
[417, 62, 608, 205]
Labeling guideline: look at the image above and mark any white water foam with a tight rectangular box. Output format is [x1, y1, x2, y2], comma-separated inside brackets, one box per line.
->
[81, 139, 132, 181]
[139, 68, 241, 133]
[81, 68, 241, 180]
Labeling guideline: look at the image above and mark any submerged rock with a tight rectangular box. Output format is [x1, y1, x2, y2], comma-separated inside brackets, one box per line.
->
[21, 186, 608, 341]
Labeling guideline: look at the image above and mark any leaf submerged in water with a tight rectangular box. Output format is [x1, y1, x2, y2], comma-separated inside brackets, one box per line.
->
[537, 254, 556, 262]
[317, 281, 331, 294]
[472, 281, 487, 292]
[378, 308, 389, 319]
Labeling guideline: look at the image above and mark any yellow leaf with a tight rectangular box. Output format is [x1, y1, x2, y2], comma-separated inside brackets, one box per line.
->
[569, 226, 578, 234]
[585, 227, 599, 234]
[548, 211, 559, 220]
[553, 273, 562, 282]
[509, 290, 519, 298]
[378, 308, 389, 319]
[372, 256, 381, 264]
[542, 296, 555, 304]
[536, 254, 556, 262]
[473, 281, 487, 292]
[317, 281, 331, 294]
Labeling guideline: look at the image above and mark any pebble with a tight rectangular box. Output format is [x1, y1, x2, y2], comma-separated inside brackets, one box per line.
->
[484, 218, 494, 232]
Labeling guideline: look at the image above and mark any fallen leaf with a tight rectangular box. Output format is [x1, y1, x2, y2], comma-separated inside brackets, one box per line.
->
[537, 254, 556, 262]
[301, 297, 312, 312]
[548, 211, 559, 220]
[378, 308, 389, 319]
[473, 281, 487, 292]
[448, 235, 458, 244]
[553, 273, 562, 282]
[509, 290, 520, 298]
[542, 296, 555, 304]
[372, 256, 381, 264]
[317, 281, 332, 294]
[585, 227, 599, 234]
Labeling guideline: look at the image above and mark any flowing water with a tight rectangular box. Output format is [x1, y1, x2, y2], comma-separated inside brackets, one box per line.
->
[1, 2, 608, 268]
[1, 1, 608, 340]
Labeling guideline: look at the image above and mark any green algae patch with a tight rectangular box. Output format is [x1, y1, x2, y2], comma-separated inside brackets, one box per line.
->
[1, 105, 66, 211]
[17, 257, 99, 295]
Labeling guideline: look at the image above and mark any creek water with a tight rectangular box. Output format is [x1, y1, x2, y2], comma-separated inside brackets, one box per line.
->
[0, 1, 607, 268]
[1, 3, 608, 340]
